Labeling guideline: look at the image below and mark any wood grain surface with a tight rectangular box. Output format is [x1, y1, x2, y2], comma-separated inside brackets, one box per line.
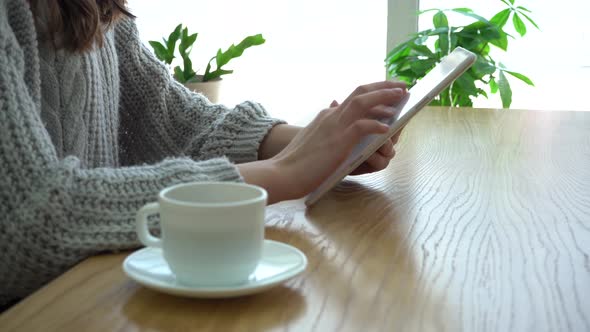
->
[2, 107, 590, 332]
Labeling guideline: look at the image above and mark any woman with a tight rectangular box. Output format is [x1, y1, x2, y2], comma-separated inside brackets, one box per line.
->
[0, 0, 407, 307]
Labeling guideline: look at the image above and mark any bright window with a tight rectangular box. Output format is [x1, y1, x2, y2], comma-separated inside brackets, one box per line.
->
[127, 0, 388, 125]
[417, 0, 590, 111]
[128, 1, 585, 113]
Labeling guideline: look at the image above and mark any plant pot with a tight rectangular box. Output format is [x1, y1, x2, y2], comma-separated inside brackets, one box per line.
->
[184, 76, 222, 103]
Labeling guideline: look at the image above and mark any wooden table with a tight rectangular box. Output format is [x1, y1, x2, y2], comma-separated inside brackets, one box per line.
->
[2, 107, 590, 332]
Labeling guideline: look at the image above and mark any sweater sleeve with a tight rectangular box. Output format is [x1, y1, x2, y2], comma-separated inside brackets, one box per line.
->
[0, 1, 245, 305]
[114, 18, 285, 166]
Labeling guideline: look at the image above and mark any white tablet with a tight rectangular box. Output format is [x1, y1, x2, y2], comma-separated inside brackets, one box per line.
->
[305, 47, 477, 206]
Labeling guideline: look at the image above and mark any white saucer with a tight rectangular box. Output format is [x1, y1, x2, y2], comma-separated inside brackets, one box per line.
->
[123, 240, 307, 298]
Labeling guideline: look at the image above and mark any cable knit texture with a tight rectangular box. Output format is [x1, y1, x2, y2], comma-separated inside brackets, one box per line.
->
[0, 0, 284, 306]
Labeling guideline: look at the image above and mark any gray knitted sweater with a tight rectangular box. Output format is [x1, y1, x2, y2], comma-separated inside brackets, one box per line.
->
[0, 0, 283, 306]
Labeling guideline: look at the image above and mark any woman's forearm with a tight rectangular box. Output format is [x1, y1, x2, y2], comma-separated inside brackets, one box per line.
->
[257, 124, 302, 160]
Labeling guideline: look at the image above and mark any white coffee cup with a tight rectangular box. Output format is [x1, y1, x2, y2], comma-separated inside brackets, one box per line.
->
[135, 181, 267, 286]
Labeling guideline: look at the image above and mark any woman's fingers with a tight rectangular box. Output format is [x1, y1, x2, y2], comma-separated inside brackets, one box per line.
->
[340, 81, 407, 108]
[349, 163, 374, 176]
[350, 141, 396, 175]
[344, 119, 389, 142]
[366, 140, 395, 171]
[341, 88, 406, 124]
[364, 150, 392, 171]
[366, 105, 398, 121]
[377, 139, 395, 158]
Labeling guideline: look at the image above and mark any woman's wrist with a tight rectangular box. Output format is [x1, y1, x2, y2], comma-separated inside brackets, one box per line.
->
[258, 124, 302, 160]
[237, 159, 293, 204]
[239, 123, 306, 204]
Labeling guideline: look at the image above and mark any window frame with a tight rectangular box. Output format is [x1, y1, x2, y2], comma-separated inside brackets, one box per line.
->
[386, 0, 419, 76]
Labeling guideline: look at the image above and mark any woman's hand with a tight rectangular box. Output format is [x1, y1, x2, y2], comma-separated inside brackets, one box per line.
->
[239, 80, 407, 203]
[327, 100, 404, 176]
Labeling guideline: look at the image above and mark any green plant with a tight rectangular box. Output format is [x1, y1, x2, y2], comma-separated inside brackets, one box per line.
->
[386, 0, 539, 108]
[149, 24, 266, 83]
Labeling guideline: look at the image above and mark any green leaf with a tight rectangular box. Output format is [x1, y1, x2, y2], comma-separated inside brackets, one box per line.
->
[429, 23, 451, 56]
[478, 88, 489, 99]
[409, 59, 436, 75]
[148, 41, 171, 63]
[451, 89, 474, 106]
[451, 7, 473, 13]
[512, 14, 527, 36]
[433, 11, 448, 28]
[178, 28, 196, 51]
[457, 22, 502, 53]
[168, 24, 182, 40]
[186, 33, 198, 49]
[498, 70, 512, 108]
[504, 70, 534, 86]
[479, 43, 491, 56]
[178, 28, 189, 56]
[183, 55, 195, 79]
[387, 61, 413, 79]
[203, 62, 213, 81]
[396, 69, 419, 84]
[419, 27, 451, 37]
[477, 24, 502, 41]
[166, 24, 182, 55]
[450, 8, 492, 25]
[408, 43, 435, 57]
[203, 34, 265, 82]
[518, 11, 540, 30]
[172, 26, 199, 79]
[449, 33, 459, 51]
[417, 8, 439, 15]
[489, 30, 508, 50]
[454, 72, 479, 96]
[387, 40, 412, 58]
[215, 34, 266, 69]
[202, 69, 233, 82]
[438, 34, 449, 56]
[174, 66, 185, 83]
[516, 6, 532, 13]
[489, 76, 499, 93]
[472, 57, 496, 76]
[455, 28, 488, 51]
[490, 9, 511, 28]
[214, 48, 224, 68]
[386, 44, 412, 63]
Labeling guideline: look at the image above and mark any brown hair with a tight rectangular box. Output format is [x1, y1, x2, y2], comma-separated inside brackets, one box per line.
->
[29, 0, 135, 53]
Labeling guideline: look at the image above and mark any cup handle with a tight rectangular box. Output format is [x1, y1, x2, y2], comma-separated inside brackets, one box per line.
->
[136, 202, 162, 248]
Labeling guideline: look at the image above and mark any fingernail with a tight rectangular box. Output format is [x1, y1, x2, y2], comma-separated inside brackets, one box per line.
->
[391, 88, 403, 95]
[384, 107, 396, 116]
